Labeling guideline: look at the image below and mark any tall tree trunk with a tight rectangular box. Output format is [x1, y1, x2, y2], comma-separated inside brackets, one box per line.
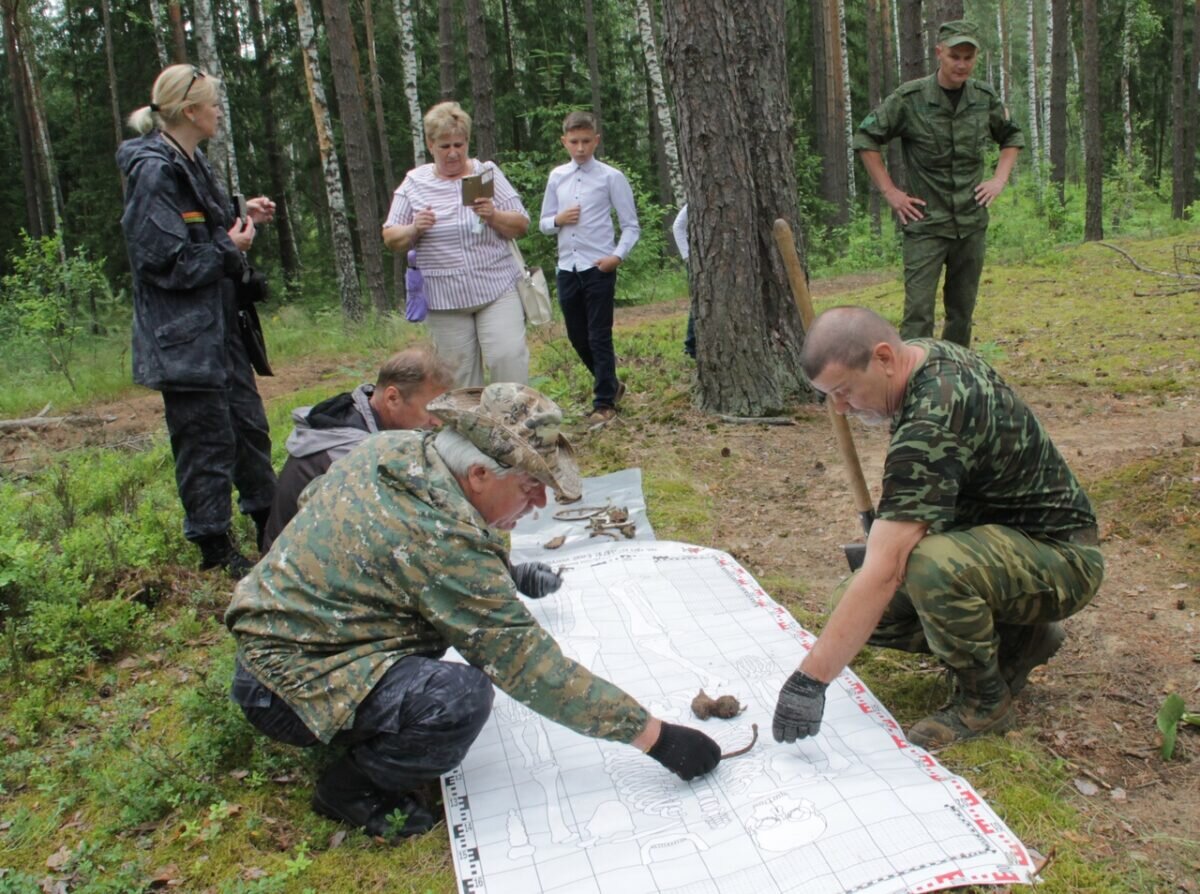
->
[1081, 0, 1103, 239]
[646, 73, 674, 206]
[191, 0, 239, 195]
[999, 0, 1010, 106]
[662, 0, 810, 415]
[362, 0, 404, 306]
[438, 0, 456, 100]
[891, 0, 902, 85]
[1186, 0, 1200, 208]
[4, 0, 43, 237]
[1120, 0, 1134, 166]
[882, 0, 904, 191]
[147, 0, 169, 67]
[393, 0, 425, 166]
[321, 0, 389, 313]
[464, 0, 497, 161]
[501, 0, 522, 150]
[100, 0, 123, 154]
[168, 1, 187, 62]
[838, 0, 855, 205]
[584, 0, 603, 141]
[247, 0, 300, 283]
[867, 0, 884, 235]
[635, 0, 684, 206]
[822, 0, 849, 224]
[1171, 0, 1188, 218]
[1049, 0, 1068, 202]
[21, 24, 64, 246]
[295, 0, 362, 321]
[1025, 0, 1041, 185]
[1042, 0, 1052, 169]
[899, 0, 926, 81]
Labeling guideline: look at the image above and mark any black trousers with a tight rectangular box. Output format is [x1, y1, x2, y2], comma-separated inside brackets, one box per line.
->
[161, 337, 274, 542]
[557, 266, 620, 410]
[232, 657, 495, 794]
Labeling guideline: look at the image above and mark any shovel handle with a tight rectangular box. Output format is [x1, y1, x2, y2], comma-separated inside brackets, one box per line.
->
[773, 219, 875, 532]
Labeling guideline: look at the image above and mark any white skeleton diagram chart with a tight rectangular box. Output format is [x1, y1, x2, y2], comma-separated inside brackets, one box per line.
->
[443, 542, 1035, 894]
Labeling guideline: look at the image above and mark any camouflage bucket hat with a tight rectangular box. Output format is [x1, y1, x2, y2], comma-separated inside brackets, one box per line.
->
[938, 19, 981, 49]
[428, 383, 583, 501]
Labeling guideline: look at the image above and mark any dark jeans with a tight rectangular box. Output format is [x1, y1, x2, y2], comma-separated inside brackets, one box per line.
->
[232, 657, 494, 793]
[161, 341, 275, 542]
[557, 266, 619, 410]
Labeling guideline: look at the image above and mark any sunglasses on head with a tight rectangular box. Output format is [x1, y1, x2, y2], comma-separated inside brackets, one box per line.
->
[182, 67, 206, 102]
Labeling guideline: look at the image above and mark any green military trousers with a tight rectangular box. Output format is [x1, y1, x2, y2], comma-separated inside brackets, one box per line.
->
[901, 227, 988, 347]
[836, 524, 1104, 674]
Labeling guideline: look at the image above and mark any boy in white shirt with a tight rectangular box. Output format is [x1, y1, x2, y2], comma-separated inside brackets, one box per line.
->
[539, 111, 640, 426]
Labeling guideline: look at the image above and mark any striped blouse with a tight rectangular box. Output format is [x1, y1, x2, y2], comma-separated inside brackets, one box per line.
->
[384, 161, 528, 311]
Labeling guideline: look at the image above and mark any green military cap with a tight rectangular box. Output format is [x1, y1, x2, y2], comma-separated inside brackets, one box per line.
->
[429, 382, 583, 501]
[938, 20, 981, 49]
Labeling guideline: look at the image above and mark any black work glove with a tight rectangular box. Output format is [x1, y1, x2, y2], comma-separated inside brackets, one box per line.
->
[647, 722, 721, 781]
[510, 562, 563, 599]
[772, 669, 828, 743]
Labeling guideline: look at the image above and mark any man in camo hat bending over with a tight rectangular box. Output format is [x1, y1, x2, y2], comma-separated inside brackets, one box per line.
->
[226, 382, 720, 841]
[772, 307, 1104, 751]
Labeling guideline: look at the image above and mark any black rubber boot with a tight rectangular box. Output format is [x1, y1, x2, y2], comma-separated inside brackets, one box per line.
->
[311, 754, 435, 841]
[196, 532, 255, 579]
[998, 622, 1066, 697]
[907, 665, 1014, 750]
[249, 508, 272, 553]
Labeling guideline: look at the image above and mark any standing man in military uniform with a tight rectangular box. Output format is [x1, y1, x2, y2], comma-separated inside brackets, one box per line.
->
[225, 383, 720, 841]
[772, 307, 1103, 750]
[854, 20, 1024, 347]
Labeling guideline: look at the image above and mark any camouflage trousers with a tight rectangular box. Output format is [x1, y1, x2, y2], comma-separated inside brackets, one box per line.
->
[901, 227, 988, 347]
[835, 524, 1104, 674]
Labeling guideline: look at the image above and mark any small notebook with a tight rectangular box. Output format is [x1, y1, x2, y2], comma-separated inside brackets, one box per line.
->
[461, 168, 495, 205]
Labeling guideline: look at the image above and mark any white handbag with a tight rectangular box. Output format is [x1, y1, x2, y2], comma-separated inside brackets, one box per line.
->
[508, 239, 553, 325]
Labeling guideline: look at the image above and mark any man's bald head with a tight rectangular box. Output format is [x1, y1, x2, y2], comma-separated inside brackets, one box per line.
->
[799, 306, 903, 381]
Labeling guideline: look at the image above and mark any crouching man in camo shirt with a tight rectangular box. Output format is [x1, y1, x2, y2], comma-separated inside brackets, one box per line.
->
[772, 307, 1104, 751]
[225, 383, 720, 841]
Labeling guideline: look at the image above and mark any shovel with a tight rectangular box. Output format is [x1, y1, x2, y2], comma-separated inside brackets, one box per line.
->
[772, 218, 875, 571]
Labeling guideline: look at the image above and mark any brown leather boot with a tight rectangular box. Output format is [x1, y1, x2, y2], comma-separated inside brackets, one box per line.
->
[907, 665, 1014, 750]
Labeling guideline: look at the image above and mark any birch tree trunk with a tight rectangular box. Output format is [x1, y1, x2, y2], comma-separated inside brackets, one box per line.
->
[867, 0, 884, 235]
[168, 1, 187, 63]
[1049, 0, 1068, 202]
[100, 0, 122, 152]
[1081, 0, 1103, 240]
[1025, 0, 1041, 185]
[363, 0, 404, 305]
[998, 0, 1010, 107]
[321, 0, 389, 313]
[1171, 0, 1188, 218]
[295, 0, 362, 321]
[636, 0, 684, 206]
[438, 0, 456, 100]
[1041, 0, 1052, 169]
[1120, 0, 1134, 166]
[464, 0, 497, 161]
[662, 0, 811, 415]
[191, 0, 239, 196]
[147, 0, 169, 67]
[22, 34, 65, 247]
[393, 0, 425, 166]
[892, 0, 902, 86]
[838, 0, 855, 205]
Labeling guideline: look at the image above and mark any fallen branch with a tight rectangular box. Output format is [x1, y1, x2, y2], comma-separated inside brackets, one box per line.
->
[1097, 242, 1200, 280]
[719, 415, 795, 426]
[0, 413, 117, 432]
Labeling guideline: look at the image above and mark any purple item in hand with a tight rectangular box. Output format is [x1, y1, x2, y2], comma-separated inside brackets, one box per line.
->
[404, 249, 428, 322]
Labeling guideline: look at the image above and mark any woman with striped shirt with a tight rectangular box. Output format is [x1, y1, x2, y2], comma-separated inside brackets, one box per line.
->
[383, 102, 531, 388]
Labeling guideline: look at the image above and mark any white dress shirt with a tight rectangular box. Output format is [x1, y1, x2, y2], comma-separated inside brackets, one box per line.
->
[672, 204, 689, 261]
[539, 158, 640, 272]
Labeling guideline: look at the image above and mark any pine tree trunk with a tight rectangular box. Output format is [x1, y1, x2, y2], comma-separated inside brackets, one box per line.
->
[100, 0, 123, 153]
[1171, 0, 1188, 218]
[464, 0, 497, 161]
[662, 0, 811, 415]
[899, 0, 926, 81]
[147, 0, 169, 68]
[22, 28, 65, 246]
[584, 0, 603, 140]
[4, 0, 43, 237]
[438, 0, 456, 100]
[393, 0, 425, 166]
[247, 0, 300, 284]
[1049, 0, 1068, 202]
[191, 0, 239, 195]
[321, 0, 389, 313]
[646, 74, 674, 207]
[168, 1, 187, 63]
[1186, 0, 1200, 208]
[1081, 0, 1103, 240]
[501, 0, 523, 150]
[867, 0, 884, 235]
[883, 0, 904, 189]
[636, 0, 684, 206]
[295, 0, 362, 321]
[362, 0, 404, 306]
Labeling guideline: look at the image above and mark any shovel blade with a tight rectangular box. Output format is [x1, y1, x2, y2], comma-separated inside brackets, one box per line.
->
[842, 543, 866, 571]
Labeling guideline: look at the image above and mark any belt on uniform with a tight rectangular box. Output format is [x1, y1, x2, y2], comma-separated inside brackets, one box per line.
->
[1055, 525, 1099, 547]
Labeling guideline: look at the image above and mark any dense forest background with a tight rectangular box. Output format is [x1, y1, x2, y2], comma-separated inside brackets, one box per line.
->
[0, 0, 1197, 320]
